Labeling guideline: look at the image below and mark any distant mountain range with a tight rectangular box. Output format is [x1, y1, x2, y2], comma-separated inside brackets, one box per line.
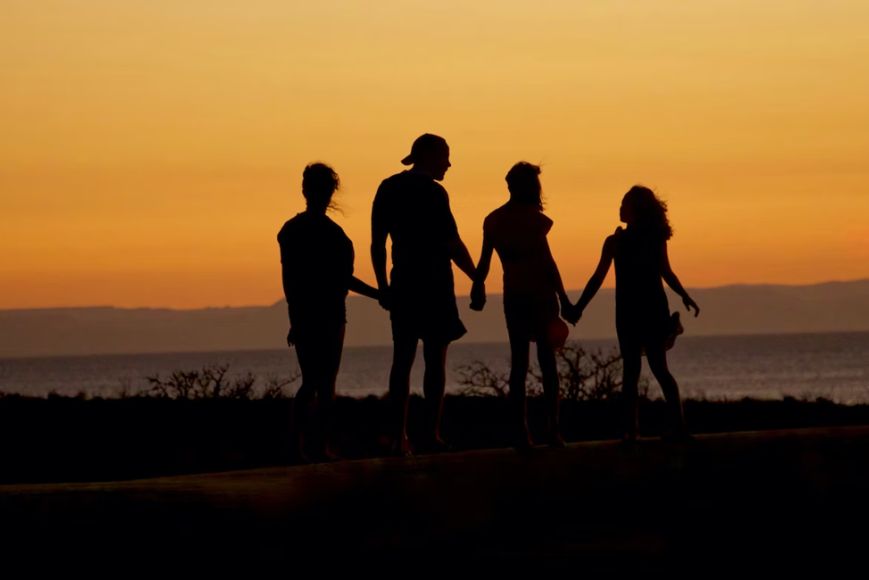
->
[1, 279, 868, 357]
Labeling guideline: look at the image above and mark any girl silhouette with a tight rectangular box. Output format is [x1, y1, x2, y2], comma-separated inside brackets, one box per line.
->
[572, 186, 699, 442]
[277, 163, 378, 461]
[472, 162, 571, 448]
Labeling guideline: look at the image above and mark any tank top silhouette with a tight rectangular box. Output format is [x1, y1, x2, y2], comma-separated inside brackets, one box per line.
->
[483, 202, 555, 297]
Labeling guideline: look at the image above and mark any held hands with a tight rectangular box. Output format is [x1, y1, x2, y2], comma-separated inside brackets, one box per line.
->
[470, 281, 486, 311]
[560, 296, 582, 326]
[378, 286, 392, 312]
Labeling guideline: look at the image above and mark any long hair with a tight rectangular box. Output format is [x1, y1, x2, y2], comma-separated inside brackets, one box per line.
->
[302, 162, 340, 211]
[622, 185, 672, 240]
[505, 162, 543, 210]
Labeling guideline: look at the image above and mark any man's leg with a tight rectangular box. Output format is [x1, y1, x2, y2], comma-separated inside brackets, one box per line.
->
[389, 335, 418, 456]
[422, 339, 449, 449]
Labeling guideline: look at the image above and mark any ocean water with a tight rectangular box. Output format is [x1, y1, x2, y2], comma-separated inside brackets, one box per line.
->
[0, 332, 867, 403]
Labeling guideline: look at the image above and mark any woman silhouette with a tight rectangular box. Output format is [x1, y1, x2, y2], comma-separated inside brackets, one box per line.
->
[277, 163, 378, 461]
[571, 186, 699, 442]
[472, 162, 571, 448]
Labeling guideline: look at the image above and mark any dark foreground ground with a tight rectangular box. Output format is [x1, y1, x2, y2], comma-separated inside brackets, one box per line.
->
[2, 394, 868, 483]
[2, 426, 869, 573]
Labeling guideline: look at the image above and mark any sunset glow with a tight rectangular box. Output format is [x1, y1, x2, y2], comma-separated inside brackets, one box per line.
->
[3, 0, 868, 308]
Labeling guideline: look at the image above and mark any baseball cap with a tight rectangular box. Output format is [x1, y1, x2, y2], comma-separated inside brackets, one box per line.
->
[401, 133, 449, 165]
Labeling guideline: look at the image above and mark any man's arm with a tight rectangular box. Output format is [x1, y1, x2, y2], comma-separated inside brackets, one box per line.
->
[450, 235, 476, 281]
[371, 186, 391, 310]
[470, 233, 494, 311]
[277, 233, 294, 346]
[349, 276, 380, 300]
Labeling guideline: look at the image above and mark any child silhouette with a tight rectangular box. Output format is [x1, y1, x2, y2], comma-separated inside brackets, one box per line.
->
[571, 186, 699, 442]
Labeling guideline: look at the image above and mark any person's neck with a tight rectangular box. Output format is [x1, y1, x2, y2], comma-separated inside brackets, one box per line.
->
[305, 205, 328, 215]
[409, 165, 435, 179]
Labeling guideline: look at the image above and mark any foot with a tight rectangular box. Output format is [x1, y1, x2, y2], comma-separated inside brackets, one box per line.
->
[427, 436, 453, 454]
[513, 426, 534, 450]
[313, 445, 341, 463]
[391, 436, 413, 458]
[547, 432, 566, 449]
[661, 429, 695, 444]
[295, 436, 311, 464]
[620, 432, 639, 446]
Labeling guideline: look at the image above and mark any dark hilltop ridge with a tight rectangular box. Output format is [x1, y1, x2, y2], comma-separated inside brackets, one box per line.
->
[2, 279, 868, 357]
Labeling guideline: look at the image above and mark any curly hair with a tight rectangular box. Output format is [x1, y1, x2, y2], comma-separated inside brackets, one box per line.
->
[622, 185, 673, 240]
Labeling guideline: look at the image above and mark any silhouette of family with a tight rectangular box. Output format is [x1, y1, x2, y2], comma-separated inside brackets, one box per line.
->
[278, 133, 700, 461]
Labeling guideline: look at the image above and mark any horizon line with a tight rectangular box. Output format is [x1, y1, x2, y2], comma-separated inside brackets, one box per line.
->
[2, 277, 868, 313]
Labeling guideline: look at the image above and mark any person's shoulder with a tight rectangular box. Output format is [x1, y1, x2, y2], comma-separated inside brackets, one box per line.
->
[375, 171, 412, 201]
[325, 215, 352, 242]
[277, 213, 305, 242]
[483, 203, 510, 230]
[603, 227, 623, 249]
[487, 202, 511, 218]
[508, 203, 551, 235]
[430, 178, 448, 194]
[381, 170, 413, 188]
[320, 214, 341, 229]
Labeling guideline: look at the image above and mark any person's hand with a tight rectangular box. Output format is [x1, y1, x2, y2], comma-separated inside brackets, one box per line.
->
[286, 328, 296, 348]
[683, 295, 700, 317]
[571, 306, 583, 325]
[561, 299, 581, 326]
[378, 286, 392, 312]
[559, 295, 573, 323]
[470, 281, 486, 311]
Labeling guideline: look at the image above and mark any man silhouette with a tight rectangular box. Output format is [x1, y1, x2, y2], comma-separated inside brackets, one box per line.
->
[371, 134, 476, 456]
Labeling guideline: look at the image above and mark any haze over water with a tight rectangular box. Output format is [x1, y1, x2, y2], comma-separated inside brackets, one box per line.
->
[2, 332, 867, 404]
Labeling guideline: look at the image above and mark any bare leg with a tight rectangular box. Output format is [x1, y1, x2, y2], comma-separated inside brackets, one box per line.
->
[620, 342, 642, 441]
[293, 326, 346, 462]
[537, 341, 563, 447]
[646, 343, 688, 439]
[315, 325, 345, 460]
[422, 340, 449, 448]
[389, 336, 417, 456]
[509, 337, 532, 448]
[293, 339, 318, 462]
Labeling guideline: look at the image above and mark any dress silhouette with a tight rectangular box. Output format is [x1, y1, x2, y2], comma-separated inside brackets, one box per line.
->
[571, 185, 699, 441]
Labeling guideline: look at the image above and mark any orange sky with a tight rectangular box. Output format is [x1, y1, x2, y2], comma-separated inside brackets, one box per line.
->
[2, 1, 868, 308]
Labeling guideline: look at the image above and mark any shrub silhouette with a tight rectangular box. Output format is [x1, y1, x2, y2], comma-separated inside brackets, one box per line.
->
[145, 364, 298, 400]
[457, 340, 649, 401]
